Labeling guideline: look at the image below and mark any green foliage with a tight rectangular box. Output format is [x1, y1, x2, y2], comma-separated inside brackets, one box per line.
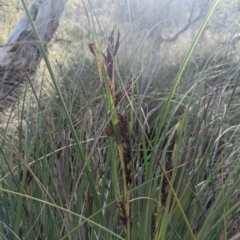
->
[1, 0, 240, 240]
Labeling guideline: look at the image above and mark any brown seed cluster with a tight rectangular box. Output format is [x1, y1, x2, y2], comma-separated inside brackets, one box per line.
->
[117, 200, 132, 231]
[89, 28, 120, 98]
[151, 214, 156, 240]
[161, 157, 173, 207]
[115, 86, 123, 106]
[115, 82, 132, 107]
[106, 121, 114, 138]
[117, 200, 126, 216]
[118, 216, 127, 229]
[118, 112, 132, 186]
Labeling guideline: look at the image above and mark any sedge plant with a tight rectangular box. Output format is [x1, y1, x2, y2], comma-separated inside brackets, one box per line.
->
[1, 0, 240, 239]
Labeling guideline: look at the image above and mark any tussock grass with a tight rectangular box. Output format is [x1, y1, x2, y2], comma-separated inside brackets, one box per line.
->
[1, 0, 240, 239]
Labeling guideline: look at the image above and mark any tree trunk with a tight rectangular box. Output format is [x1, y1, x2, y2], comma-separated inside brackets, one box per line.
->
[0, 0, 67, 111]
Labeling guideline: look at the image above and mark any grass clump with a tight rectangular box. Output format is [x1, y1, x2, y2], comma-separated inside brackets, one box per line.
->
[1, 0, 240, 239]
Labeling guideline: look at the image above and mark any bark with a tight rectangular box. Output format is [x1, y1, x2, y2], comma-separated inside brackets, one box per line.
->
[0, 0, 67, 111]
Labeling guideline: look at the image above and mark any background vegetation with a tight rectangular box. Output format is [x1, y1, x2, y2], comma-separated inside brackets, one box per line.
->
[1, 0, 240, 239]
